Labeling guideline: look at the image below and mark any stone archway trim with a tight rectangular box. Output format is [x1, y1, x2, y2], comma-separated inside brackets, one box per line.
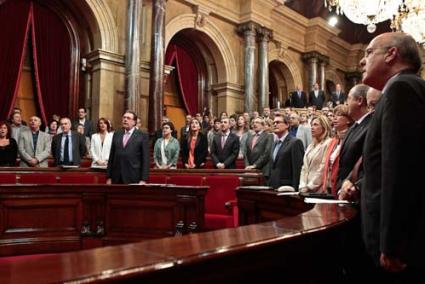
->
[85, 0, 119, 53]
[268, 48, 302, 92]
[165, 13, 237, 83]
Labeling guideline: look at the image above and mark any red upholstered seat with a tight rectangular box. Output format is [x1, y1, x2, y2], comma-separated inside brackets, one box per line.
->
[204, 176, 240, 230]
[168, 175, 204, 186]
[59, 174, 96, 184]
[94, 174, 107, 184]
[148, 175, 168, 184]
[0, 174, 16, 184]
[80, 159, 92, 168]
[19, 174, 57, 184]
[236, 159, 245, 169]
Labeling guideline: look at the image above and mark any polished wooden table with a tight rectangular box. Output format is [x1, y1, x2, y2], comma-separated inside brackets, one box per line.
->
[0, 187, 357, 283]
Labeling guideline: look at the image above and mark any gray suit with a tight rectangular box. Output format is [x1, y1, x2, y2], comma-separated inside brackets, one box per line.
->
[18, 130, 51, 167]
[244, 131, 273, 181]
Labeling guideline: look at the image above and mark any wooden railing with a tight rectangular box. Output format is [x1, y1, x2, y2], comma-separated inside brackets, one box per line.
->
[0, 187, 357, 283]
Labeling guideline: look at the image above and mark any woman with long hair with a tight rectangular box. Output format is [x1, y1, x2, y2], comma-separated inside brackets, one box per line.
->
[299, 115, 332, 193]
[90, 118, 113, 167]
[181, 119, 208, 168]
[233, 114, 249, 159]
[0, 121, 18, 167]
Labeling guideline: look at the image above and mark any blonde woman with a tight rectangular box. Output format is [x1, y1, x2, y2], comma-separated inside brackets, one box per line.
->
[299, 115, 332, 193]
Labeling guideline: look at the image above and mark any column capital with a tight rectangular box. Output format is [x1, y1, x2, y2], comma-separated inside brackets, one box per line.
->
[237, 21, 259, 37]
[257, 26, 273, 42]
[318, 54, 329, 65]
[302, 51, 321, 63]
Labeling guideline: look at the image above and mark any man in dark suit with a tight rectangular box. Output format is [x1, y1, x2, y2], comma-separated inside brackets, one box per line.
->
[244, 117, 273, 184]
[360, 32, 425, 279]
[336, 84, 372, 190]
[72, 107, 94, 138]
[107, 111, 149, 184]
[179, 114, 192, 141]
[51, 117, 86, 166]
[210, 117, 239, 169]
[268, 114, 304, 190]
[290, 85, 307, 108]
[330, 83, 346, 107]
[308, 82, 326, 110]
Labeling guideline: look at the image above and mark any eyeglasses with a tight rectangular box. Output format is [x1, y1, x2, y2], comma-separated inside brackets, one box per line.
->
[364, 46, 391, 58]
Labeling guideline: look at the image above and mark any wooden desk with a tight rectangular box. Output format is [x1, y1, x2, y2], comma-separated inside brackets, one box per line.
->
[0, 184, 207, 256]
[0, 188, 357, 283]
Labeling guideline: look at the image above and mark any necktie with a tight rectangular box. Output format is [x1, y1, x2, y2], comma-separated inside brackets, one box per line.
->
[221, 135, 226, 149]
[63, 135, 70, 164]
[298, 91, 301, 98]
[251, 133, 259, 149]
[123, 132, 130, 147]
[272, 140, 282, 161]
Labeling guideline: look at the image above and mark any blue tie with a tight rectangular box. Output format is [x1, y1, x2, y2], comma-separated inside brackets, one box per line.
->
[272, 140, 282, 161]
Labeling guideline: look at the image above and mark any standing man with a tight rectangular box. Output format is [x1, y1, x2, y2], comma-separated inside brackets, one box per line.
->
[268, 114, 304, 190]
[180, 114, 192, 141]
[360, 32, 425, 279]
[72, 107, 94, 138]
[107, 111, 149, 184]
[244, 117, 273, 184]
[210, 117, 239, 169]
[308, 82, 326, 110]
[290, 85, 307, 108]
[18, 116, 51, 167]
[330, 83, 346, 107]
[51, 117, 86, 166]
[10, 112, 29, 143]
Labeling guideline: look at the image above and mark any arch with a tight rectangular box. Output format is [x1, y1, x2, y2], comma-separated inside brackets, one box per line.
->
[84, 0, 119, 52]
[268, 49, 302, 92]
[325, 69, 344, 86]
[165, 14, 236, 84]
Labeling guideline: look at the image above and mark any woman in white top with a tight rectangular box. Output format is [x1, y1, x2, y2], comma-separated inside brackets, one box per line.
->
[299, 115, 332, 193]
[90, 118, 113, 167]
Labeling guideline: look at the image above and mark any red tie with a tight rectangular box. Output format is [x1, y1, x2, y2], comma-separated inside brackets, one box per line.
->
[251, 133, 259, 149]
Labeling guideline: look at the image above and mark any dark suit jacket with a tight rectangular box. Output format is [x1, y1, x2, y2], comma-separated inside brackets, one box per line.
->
[268, 134, 304, 190]
[179, 126, 190, 141]
[362, 72, 425, 268]
[336, 112, 372, 189]
[72, 119, 94, 138]
[107, 129, 149, 183]
[51, 131, 86, 166]
[180, 133, 208, 168]
[330, 92, 346, 107]
[290, 91, 307, 108]
[308, 90, 326, 110]
[244, 132, 273, 178]
[211, 132, 240, 169]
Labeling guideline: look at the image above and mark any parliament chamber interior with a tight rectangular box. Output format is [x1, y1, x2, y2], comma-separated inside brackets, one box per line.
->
[0, 0, 424, 283]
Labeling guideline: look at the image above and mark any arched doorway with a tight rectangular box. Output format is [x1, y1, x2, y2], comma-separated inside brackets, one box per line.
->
[165, 29, 218, 136]
[268, 60, 292, 109]
[0, 0, 96, 124]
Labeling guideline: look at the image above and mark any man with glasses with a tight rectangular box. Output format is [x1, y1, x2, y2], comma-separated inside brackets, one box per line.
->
[107, 111, 149, 184]
[268, 114, 304, 190]
[360, 32, 425, 280]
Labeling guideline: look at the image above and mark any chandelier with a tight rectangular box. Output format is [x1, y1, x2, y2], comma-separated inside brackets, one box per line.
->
[325, 0, 401, 33]
[391, 1, 425, 47]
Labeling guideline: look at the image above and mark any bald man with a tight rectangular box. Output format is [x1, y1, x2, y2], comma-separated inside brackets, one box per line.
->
[18, 116, 51, 167]
[361, 32, 425, 277]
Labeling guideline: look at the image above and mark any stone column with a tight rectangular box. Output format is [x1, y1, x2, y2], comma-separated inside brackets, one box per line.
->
[302, 52, 320, 91]
[125, 0, 142, 114]
[148, 0, 166, 134]
[257, 27, 272, 111]
[237, 22, 257, 113]
[318, 55, 329, 92]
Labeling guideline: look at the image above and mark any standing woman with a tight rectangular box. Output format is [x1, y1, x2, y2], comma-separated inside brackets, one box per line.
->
[298, 115, 332, 193]
[322, 105, 354, 195]
[153, 122, 180, 169]
[90, 118, 113, 167]
[233, 114, 249, 159]
[181, 119, 208, 168]
[0, 121, 18, 167]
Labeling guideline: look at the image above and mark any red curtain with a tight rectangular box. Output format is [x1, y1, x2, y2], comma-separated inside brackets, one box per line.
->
[165, 43, 198, 115]
[0, 0, 31, 120]
[32, 2, 71, 124]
